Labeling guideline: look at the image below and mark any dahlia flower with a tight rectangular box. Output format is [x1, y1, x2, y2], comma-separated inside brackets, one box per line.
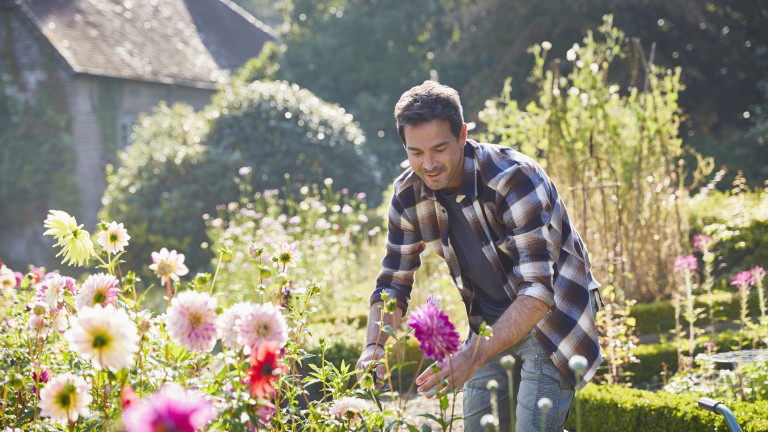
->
[407, 302, 461, 367]
[65, 305, 140, 371]
[329, 396, 370, 426]
[217, 302, 251, 350]
[43, 210, 95, 266]
[98, 221, 131, 254]
[247, 340, 287, 399]
[75, 273, 120, 309]
[36, 274, 77, 310]
[165, 291, 219, 353]
[149, 248, 189, 285]
[39, 373, 92, 423]
[271, 242, 300, 270]
[236, 302, 288, 351]
[122, 384, 215, 432]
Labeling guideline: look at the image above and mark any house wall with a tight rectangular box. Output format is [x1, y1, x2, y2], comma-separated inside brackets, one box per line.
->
[1, 7, 217, 269]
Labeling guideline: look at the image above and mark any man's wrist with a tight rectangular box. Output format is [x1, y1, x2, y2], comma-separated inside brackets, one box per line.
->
[365, 342, 385, 350]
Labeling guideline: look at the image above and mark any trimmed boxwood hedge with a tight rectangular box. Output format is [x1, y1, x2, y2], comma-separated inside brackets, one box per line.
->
[565, 383, 768, 432]
[631, 289, 762, 336]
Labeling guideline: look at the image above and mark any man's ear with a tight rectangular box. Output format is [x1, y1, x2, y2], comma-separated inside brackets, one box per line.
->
[459, 123, 467, 147]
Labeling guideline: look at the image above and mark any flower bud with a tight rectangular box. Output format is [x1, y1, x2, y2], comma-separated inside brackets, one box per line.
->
[569, 355, 588, 375]
[486, 379, 499, 392]
[500, 355, 516, 370]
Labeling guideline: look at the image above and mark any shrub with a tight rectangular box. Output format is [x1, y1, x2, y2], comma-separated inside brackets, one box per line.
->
[99, 103, 219, 279]
[566, 383, 768, 431]
[100, 81, 383, 277]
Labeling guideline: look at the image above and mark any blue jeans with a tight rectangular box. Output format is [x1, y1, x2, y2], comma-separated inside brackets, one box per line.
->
[462, 332, 574, 432]
[462, 291, 600, 431]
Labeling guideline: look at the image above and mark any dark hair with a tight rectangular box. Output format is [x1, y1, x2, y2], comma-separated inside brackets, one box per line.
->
[394, 80, 464, 146]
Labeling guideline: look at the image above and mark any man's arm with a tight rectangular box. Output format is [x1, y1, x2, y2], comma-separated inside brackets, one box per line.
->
[414, 294, 549, 395]
[355, 301, 404, 386]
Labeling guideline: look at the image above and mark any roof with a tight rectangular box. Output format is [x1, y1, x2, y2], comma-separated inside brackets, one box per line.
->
[17, 0, 275, 89]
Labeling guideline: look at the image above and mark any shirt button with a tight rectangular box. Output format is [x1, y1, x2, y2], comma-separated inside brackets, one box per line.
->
[441, 209, 446, 213]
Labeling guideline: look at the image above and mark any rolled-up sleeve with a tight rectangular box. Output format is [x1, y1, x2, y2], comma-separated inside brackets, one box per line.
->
[371, 191, 425, 314]
[499, 164, 556, 308]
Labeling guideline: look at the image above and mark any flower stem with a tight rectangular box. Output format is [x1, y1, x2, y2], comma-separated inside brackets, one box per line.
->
[166, 279, 173, 306]
[209, 250, 224, 295]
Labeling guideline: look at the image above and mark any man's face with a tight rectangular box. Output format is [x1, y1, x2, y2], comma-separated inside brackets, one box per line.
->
[404, 119, 466, 194]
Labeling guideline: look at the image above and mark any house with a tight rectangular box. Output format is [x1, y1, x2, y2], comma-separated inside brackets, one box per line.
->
[0, 0, 275, 268]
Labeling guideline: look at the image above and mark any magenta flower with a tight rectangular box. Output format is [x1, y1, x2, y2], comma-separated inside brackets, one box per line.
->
[122, 384, 215, 432]
[731, 271, 754, 291]
[693, 234, 714, 251]
[407, 303, 461, 367]
[674, 255, 698, 273]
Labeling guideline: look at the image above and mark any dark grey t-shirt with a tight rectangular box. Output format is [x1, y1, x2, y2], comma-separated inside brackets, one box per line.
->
[437, 191, 512, 326]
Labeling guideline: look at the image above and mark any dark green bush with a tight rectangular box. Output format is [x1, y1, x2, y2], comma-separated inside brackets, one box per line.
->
[566, 383, 768, 432]
[100, 81, 382, 278]
[206, 80, 381, 200]
[99, 103, 220, 280]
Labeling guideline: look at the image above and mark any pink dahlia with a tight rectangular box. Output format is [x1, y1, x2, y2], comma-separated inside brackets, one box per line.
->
[236, 302, 288, 352]
[165, 291, 219, 353]
[149, 248, 189, 285]
[122, 384, 215, 432]
[75, 273, 120, 309]
[217, 302, 251, 350]
[407, 302, 461, 367]
[674, 255, 698, 274]
[36, 274, 77, 310]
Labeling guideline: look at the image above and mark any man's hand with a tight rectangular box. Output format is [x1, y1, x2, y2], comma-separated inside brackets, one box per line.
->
[414, 340, 481, 397]
[414, 295, 550, 397]
[355, 344, 388, 388]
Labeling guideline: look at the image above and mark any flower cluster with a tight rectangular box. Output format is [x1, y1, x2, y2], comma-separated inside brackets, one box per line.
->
[674, 255, 698, 274]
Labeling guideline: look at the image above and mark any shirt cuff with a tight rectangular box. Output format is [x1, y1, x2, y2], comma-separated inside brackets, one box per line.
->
[370, 286, 410, 314]
[517, 282, 555, 309]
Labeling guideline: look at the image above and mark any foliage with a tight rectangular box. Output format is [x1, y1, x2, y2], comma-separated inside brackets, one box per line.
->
[433, 1, 768, 176]
[625, 328, 767, 389]
[566, 382, 768, 432]
[478, 16, 701, 300]
[100, 80, 381, 278]
[203, 178, 380, 322]
[205, 80, 381, 200]
[0, 208, 473, 431]
[665, 353, 768, 405]
[274, 0, 457, 176]
[99, 102, 216, 280]
[687, 179, 768, 276]
[595, 282, 639, 385]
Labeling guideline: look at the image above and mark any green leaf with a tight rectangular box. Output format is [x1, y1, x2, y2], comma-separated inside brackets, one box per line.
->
[381, 325, 397, 339]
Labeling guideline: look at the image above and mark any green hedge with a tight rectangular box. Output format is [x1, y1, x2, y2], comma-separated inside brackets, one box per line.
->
[565, 383, 768, 432]
[631, 289, 763, 336]
[624, 328, 766, 388]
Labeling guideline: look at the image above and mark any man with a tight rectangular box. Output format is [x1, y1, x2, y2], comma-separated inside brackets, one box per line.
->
[356, 81, 602, 432]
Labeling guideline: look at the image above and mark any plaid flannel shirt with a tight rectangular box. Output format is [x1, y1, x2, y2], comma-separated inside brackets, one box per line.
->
[371, 140, 602, 386]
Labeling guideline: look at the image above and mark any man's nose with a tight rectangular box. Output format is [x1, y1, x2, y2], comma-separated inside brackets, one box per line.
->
[423, 154, 437, 171]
